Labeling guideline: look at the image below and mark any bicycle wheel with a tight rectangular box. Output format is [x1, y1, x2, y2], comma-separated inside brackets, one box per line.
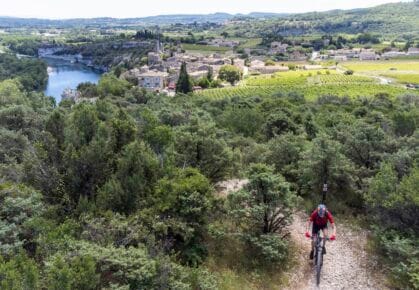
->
[316, 245, 323, 285]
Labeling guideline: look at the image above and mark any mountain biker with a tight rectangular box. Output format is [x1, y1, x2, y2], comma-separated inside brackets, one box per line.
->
[305, 204, 336, 259]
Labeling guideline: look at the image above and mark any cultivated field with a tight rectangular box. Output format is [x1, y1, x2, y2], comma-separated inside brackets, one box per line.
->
[341, 60, 419, 84]
[195, 68, 417, 100]
[182, 44, 231, 53]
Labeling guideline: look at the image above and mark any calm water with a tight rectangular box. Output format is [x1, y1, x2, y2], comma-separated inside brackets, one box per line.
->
[43, 58, 101, 103]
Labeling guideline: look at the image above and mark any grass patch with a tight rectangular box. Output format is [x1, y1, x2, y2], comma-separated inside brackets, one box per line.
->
[238, 38, 262, 49]
[311, 74, 375, 84]
[182, 43, 230, 52]
[342, 60, 419, 72]
[380, 73, 419, 84]
[204, 226, 290, 290]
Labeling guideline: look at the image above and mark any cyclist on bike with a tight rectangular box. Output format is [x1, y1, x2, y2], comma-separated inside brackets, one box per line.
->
[305, 204, 336, 259]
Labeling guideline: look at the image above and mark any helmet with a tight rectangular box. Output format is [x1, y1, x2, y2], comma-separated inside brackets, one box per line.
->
[317, 204, 326, 217]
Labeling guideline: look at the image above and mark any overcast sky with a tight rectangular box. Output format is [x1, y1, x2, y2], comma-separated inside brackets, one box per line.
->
[0, 0, 410, 19]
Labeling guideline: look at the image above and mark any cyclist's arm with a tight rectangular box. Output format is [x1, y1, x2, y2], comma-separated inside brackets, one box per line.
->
[330, 222, 336, 236]
[327, 211, 336, 237]
[306, 220, 312, 233]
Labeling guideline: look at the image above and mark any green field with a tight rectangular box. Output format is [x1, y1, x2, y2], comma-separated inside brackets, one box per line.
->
[309, 74, 375, 84]
[182, 44, 230, 52]
[380, 73, 419, 84]
[196, 83, 410, 101]
[245, 70, 336, 87]
[196, 68, 416, 100]
[342, 61, 419, 72]
[237, 38, 262, 49]
[341, 60, 419, 85]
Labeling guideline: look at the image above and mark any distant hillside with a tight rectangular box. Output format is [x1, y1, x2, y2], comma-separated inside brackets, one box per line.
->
[0, 1, 418, 36]
[241, 2, 419, 37]
[0, 12, 285, 28]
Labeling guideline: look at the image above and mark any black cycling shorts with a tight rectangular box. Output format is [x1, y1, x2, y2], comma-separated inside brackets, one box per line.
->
[312, 223, 328, 235]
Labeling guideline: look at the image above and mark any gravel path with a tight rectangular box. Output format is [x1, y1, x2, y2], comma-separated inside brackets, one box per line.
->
[283, 213, 389, 290]
[214, 181, 388, 290]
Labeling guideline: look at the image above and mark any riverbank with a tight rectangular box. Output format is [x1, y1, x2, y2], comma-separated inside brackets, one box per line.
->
[41, 54, 108, 73]
[43, 57, 101, 102]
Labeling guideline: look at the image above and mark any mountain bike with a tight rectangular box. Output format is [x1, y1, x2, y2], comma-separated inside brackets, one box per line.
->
[313, 230, 329, 286]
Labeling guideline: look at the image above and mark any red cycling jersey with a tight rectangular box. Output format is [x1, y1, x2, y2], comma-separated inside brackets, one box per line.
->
[310, 210, 334, 226]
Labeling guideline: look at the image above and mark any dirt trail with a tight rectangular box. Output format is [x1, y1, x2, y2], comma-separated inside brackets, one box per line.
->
[214, 180, 388, 290]
[283, 213, 389, 290]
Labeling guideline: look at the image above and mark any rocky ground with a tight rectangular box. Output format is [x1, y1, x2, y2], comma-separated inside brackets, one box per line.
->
[283, 213, 389, 290]
[215, 179, 249, 198]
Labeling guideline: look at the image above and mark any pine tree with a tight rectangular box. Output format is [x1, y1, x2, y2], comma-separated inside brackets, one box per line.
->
[207, 66, 213, 82]
[176, 62, 192, 94]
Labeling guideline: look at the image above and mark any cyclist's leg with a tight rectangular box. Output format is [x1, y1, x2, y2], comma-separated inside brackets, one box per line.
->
[311, 224, 320, 251]
[322, 227, 328, 252]
[310, 224, 319, 259]
[311, 233, 316, 251]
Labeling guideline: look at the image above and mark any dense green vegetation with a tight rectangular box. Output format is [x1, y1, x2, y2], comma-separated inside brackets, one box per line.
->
[0, 2, 418, 288]
[0, 54, 48, 91]
[0, 57, 418, 287]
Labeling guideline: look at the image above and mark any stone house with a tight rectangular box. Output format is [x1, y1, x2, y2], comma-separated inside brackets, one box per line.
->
[138, 71, 169, 91]
[359, 51, 379, 61]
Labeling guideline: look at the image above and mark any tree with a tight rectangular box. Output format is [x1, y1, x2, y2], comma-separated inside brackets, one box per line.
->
[340, 120, 385, 171]
[366, 164, 419, 231]
[109, 109, 137, 153]
[65, 103, 100, 149]
[196, 77, 210, 89]
[174, 123, 234, 181]
[299, 134, 356, 204]
[46, 109, 66, 150]
[365, 163, 399, 209]
[393, 110, 418, 137]
[0, 80, 27, 107]
[206, 67, 214, 82]
[265, 59, 276, 66]
[265, 133, 306, 181]
[97, 74, 130, 97]
[155, 168, 213, 265]
[77, 82, 98, 98]
[46, 254, 73, 290]
[221, 31, 229, 38]
[176, 62, 192, 94]
[263, 111, 298, 139]
[365, 164, 419, 289]
[98, 141, 160, 214]
[219, 106, 264, 138]
[227, 164, 298, 264]
[0, 183, 45, 256]
[218, 65, 242, 86]
[0, 252, 39, 290]
[0, 128, 29, 164]
[229, 164, 297, 235]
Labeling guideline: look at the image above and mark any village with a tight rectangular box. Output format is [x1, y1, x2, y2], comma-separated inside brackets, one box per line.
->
[119, 38, 419, 94]
[35, 30, 419, 100]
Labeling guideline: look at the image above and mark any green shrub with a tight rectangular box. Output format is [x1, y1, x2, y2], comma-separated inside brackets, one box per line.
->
[0, 252, 39, 290]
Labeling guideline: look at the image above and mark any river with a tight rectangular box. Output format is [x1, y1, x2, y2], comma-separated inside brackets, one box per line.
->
[43, 57, 101, 103]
